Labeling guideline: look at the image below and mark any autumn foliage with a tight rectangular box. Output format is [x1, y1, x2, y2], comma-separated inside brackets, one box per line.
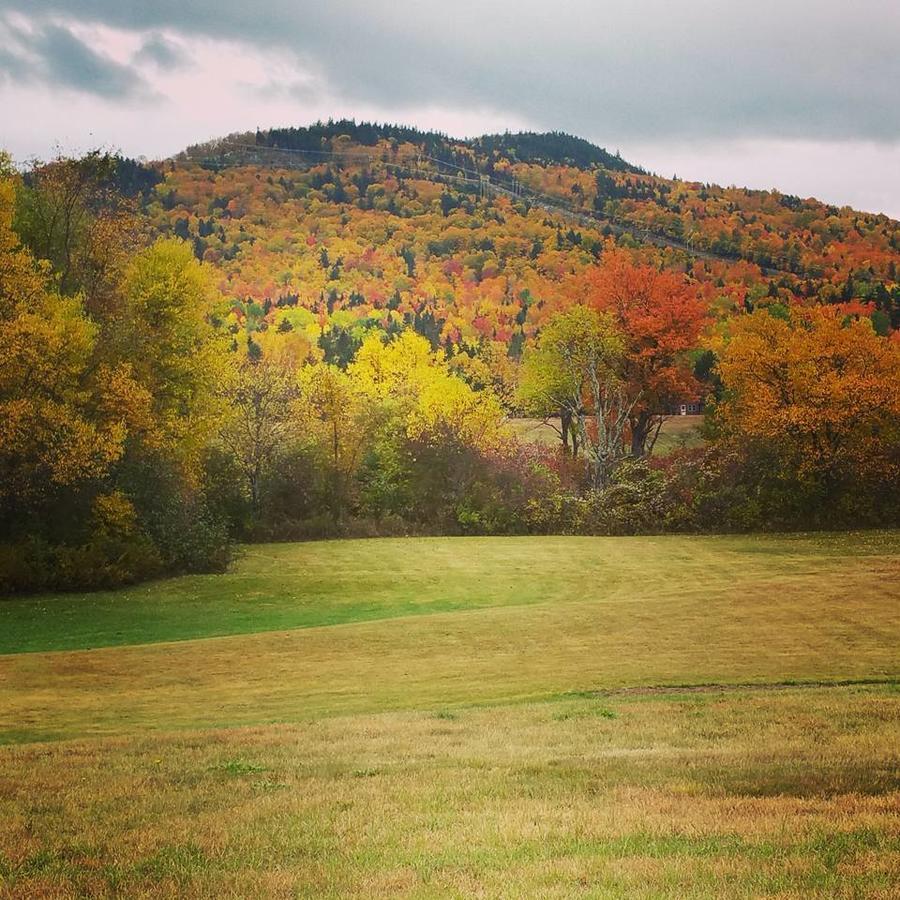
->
[713, 307, 900, 518]
[1, 133, 900, 592]
[577, 252, 708, 454]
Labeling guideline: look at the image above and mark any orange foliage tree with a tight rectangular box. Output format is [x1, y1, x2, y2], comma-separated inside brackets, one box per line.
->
[577, 252, 708, 455]
[714, 307, 900, 507]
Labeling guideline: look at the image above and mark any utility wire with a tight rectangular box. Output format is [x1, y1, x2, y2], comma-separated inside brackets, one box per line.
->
[207, 140, 790, 276]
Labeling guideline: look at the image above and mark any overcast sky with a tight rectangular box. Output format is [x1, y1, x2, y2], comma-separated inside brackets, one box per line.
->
[2, 1, 899, 217]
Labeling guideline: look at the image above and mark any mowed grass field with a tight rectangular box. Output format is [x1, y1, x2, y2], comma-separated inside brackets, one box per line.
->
[1, 534, 898, 897]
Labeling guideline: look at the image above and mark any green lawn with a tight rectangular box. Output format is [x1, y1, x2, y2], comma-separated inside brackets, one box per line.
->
[1, 531, 895, 654]
[1, 533, 898, 897]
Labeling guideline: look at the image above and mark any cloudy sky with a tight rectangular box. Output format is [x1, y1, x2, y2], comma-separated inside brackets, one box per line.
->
[2, 1, 899, 217]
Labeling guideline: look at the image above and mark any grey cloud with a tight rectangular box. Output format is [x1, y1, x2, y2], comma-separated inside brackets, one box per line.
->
[4, 1, 900, 142]
[0, 44, 31, 83]
[0, 18, 149, 99]
[34, 24, 146, 98]
[134, 33, 188, 70]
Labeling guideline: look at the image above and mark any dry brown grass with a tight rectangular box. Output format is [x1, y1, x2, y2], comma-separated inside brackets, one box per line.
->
[1, 686, 898, 897]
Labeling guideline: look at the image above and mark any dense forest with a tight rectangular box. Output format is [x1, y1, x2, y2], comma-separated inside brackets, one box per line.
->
[2, 122, 899, 591]
[173, 121, 900, 347]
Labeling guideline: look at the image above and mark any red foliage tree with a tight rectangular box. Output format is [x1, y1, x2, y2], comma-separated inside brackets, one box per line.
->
[577, 252, 708, 455]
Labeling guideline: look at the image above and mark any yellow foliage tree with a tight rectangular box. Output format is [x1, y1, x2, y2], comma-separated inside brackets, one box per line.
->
[0, 173, 130, 504]
[349, 331, 506, 451]
[114, 238, 225, 466]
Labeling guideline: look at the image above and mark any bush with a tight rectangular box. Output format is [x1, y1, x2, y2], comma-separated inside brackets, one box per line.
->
[0, 532, 162, 594]
[119, 456, 233, 576]
[55, 533, 163, 590]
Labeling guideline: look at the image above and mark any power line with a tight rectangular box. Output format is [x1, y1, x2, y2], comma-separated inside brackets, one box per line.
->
[205, 140, 791, 276]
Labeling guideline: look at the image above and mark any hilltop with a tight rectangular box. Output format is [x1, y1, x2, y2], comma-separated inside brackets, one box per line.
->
[183, 120, 642, 173]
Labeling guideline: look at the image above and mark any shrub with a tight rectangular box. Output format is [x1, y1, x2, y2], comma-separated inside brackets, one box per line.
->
[0, 532, 162, 594]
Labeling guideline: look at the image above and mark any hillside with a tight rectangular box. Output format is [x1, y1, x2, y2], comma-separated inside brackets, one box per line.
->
[136, 120, 900, 366]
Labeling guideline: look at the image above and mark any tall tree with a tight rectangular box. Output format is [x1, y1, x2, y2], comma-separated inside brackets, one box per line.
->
[518, 327, 584, 456]
[113, 238, 224, 463]
[520, 306, 630, 487]
[0, 167, 132, 524]
[219, 354, 302, 514]
[299, 363, 367, 521]
[577, 252, 708, 456]
[15, 152, 137, 318]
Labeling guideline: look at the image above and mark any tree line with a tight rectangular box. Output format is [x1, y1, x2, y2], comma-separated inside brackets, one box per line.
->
[1, 154, 898, 593]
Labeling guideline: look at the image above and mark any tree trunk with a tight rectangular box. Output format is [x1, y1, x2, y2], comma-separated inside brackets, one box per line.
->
[630, 413, 649, 457]
[250, 464, 261, 516]
[629, 411, 662, 458]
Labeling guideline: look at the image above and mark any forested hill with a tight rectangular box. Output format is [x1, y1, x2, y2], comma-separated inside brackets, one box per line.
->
[148, 119, 900, 366]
